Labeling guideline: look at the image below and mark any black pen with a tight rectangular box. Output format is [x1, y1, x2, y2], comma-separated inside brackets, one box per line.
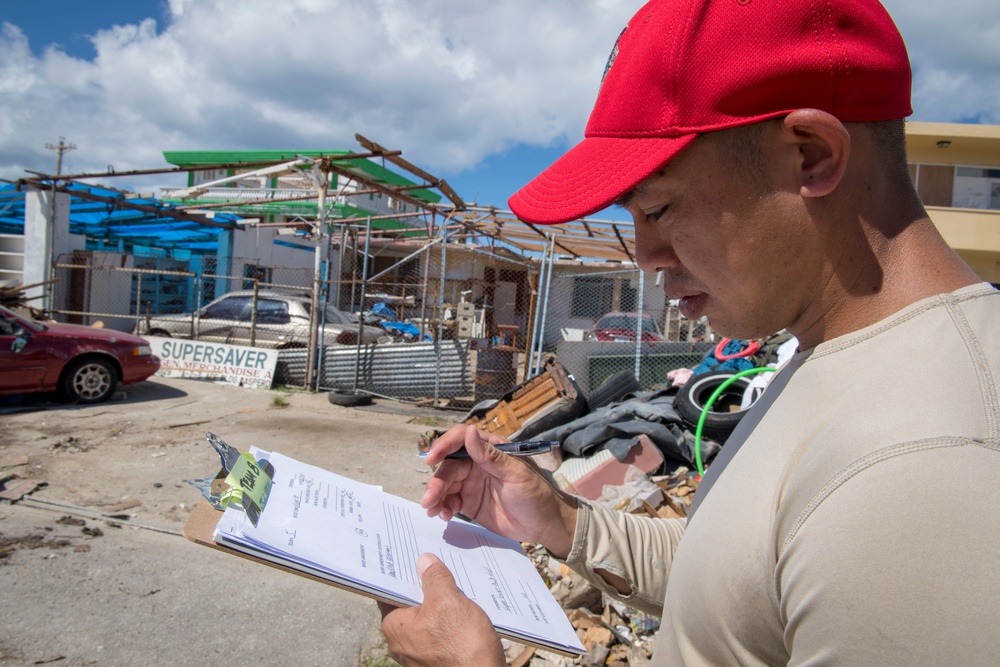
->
[417, 440, 559, 460]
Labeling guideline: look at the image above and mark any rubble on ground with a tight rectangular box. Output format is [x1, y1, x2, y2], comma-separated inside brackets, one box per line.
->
[479, 464, 694, 665]
[506, 467, 697, 665]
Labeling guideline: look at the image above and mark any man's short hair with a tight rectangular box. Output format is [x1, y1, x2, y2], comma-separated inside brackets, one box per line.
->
[712, 117, 910, 197]
[712, 121, 776, 197]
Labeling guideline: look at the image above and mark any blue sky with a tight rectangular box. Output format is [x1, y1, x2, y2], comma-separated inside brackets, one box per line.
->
[1, 0, 998, 217]
[1, 1, 169, 60]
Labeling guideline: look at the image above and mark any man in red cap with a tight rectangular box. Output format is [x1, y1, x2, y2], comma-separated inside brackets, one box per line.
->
[381, 0, 999, 664]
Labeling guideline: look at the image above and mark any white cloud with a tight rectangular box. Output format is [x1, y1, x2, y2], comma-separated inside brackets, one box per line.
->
[0, 0, 633, 188]
[882, 0, 1000, 123]
[0, 0, 997, 194]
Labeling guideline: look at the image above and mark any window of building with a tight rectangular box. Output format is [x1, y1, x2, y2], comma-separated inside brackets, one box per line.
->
[912, 164, 954, 207]
[572, 276, 614, 318]
[243, 264, 273, 289]
[911, 163, 1000, 210]
[953, 166, 1000, 210]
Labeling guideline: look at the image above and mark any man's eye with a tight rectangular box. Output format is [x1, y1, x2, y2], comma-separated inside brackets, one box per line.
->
[646, 205, 668, 221]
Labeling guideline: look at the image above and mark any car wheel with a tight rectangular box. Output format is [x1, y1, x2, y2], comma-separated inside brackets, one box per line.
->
[673, 370, 754, 443]
[327, 390, 373, 407]
[61, 357, 118, 404]
[587, 370, 642, 411]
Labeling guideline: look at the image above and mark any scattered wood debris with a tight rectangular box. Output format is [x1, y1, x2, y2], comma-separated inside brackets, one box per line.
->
[500, 466, 698, 665]
[0, 281, 52, 319]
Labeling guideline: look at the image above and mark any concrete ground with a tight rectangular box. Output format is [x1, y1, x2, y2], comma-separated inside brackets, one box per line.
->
[0, 376, 459, 666]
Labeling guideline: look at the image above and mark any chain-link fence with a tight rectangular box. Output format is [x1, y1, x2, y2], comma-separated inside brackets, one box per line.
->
[538, 267, 712, 395]
[48, 246, 715, 405]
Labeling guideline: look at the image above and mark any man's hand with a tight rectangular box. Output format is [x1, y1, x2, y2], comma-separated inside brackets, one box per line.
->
[379, 554, 505, 667]
[421, 425, 578, 558]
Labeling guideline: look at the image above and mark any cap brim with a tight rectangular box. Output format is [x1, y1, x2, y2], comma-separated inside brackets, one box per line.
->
[507, 134, 698, 225]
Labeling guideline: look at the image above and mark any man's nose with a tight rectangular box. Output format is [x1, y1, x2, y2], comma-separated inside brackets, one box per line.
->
[634, 223, 678, 275]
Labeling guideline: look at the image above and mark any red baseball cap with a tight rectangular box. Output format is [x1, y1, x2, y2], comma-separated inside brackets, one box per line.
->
[508, 0, 913, 225]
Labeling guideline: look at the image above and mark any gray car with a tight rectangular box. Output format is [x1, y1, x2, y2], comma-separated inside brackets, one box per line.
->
[135, 290, 386, 349]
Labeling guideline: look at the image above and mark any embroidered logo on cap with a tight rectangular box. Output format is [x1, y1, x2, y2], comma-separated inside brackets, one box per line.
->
[601, 26, 627, 86]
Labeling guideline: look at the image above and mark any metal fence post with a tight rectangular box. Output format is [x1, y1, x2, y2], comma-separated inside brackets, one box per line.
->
[250, 280, 259, 347]
[134, 271, 143, 331]
[534, 234, 556, 376]
[634, 269, 645, 380]
[433, 232, 448, 403]
[352, 216, 373, 392]
[193, 269, 202, 339]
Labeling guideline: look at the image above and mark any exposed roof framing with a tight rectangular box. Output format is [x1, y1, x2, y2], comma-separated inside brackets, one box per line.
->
[354, 134, 465, 210]
[22, 150, 400, 183]
[436, 204, 637, 264]
[7, 135, 636, 263]
[14, 177, 237, 229]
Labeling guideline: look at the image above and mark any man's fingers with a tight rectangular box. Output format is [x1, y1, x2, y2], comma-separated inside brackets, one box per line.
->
[421, 460, 470, 510]
[417, 553, 462, 601]
[422, 424, 472, 465]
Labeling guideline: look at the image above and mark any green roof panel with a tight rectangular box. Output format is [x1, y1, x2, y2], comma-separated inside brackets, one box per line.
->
[162, 150, 441, 204]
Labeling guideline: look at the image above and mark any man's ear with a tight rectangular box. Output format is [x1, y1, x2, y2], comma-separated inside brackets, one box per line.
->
[781, 109, 850, 198]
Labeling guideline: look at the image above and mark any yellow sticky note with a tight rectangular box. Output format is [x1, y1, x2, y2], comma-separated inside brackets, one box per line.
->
[223, 452, 272, 513]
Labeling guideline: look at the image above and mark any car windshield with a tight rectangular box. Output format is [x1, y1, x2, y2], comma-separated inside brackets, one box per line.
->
[0, 305, 44, 333]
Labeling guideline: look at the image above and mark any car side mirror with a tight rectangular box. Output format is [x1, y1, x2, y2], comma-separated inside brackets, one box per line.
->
[11, 335, 28, 354]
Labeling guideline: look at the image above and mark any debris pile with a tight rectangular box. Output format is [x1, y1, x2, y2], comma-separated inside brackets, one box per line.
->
[504, 468, 698, 666]
[0, 281, 50, 319]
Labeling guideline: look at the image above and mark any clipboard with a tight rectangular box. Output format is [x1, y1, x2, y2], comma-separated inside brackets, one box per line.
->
[182, 434, 585, 657]
[183, 499, 412, 607]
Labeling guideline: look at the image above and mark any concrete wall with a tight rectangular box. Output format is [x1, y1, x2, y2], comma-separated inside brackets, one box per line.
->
[23, 190, 71, 305]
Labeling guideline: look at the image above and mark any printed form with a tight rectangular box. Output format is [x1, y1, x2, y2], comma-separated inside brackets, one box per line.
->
[213, 449, 583, 653]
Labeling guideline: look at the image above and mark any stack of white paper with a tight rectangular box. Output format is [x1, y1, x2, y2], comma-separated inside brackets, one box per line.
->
[213, 448, 585, 655]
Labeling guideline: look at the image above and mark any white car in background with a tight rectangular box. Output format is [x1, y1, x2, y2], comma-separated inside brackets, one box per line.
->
[135, 290, 385, 349]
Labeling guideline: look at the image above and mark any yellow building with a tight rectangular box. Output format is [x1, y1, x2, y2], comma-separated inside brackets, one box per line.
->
[906, 121, 1000, 284]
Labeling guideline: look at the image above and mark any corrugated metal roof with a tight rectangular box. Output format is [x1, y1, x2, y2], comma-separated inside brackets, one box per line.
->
[161, 150, 442, 204]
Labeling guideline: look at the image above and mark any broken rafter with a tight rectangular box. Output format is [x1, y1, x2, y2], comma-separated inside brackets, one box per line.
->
[323, 162, 430, 212]
[255, 210, 432, 226]
[16, 178, 235, 229]
[355, 134, 465, 210]
[24, 150, 402, 183]
[520, 221, 579, 259]
[174, 182, 438, 211]
[611, 224, 636, 264]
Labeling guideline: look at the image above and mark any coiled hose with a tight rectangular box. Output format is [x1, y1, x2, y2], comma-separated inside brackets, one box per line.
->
[694, 366, 777, 478]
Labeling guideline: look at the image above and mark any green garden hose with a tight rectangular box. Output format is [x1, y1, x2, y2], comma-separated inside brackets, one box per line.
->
[693, 366, 777, 477]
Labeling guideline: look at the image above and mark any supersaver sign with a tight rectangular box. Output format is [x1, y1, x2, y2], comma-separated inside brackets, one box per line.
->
[147, 337, 277, 389]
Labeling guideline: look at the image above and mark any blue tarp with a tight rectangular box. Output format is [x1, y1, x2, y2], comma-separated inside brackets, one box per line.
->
[0, 182, 243, 254]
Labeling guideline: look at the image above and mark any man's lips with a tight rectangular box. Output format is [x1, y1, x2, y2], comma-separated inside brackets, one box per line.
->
[677, 293, 708, 320]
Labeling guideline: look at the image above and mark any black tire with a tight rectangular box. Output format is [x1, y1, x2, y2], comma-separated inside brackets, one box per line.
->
[674, 371, 754, 442]
[61, 357, 118, 404]
[587, 370, 642, 411]
[327, 390, 373, 407]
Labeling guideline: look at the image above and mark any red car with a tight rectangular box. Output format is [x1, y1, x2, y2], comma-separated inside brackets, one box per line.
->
[0, 305, 161, 404]
[587, 311, 665, 342]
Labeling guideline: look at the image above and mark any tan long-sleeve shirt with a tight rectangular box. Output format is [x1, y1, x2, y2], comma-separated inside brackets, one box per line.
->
[564, 283, 1000, 666]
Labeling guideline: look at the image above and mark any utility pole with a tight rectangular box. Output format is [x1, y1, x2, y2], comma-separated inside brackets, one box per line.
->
[42, 138, 76, 313]
[45, 137, 77, 176]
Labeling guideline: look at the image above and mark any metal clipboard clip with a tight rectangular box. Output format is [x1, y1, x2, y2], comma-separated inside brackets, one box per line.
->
[195, 432, 275, 526]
